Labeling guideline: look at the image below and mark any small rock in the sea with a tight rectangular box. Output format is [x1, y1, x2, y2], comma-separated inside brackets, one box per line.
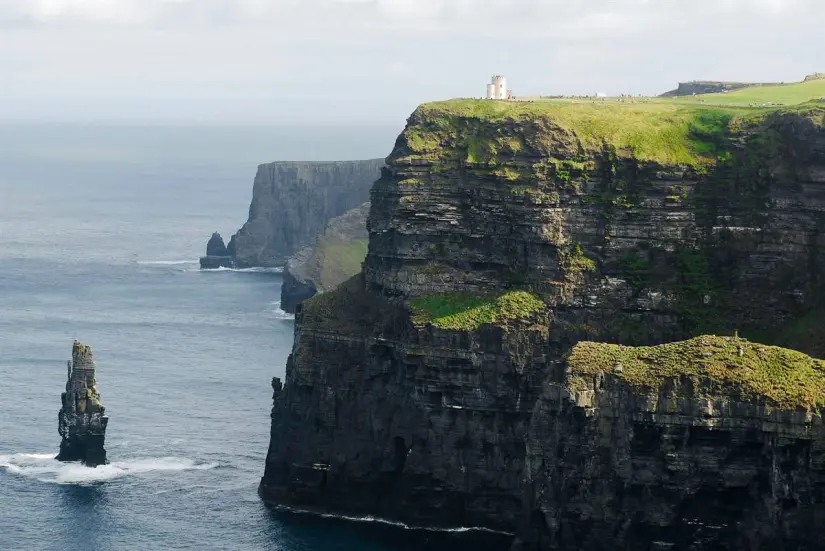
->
[57, 340, 109, 467]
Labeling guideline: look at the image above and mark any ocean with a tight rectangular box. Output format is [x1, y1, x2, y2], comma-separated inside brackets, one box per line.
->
[0, 124, 509, 551]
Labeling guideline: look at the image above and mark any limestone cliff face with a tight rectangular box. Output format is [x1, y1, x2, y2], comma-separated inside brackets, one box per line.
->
[230, 160, 383, 268]
[261, 100, 825, 547]
[280, 202, 370, 313]
[523, 336, 825, 550]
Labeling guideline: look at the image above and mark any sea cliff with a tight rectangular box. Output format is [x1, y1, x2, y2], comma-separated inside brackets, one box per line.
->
[228, 160, 383, 268]
[280, 202, 370, 313]
[261, 98, 825, 548]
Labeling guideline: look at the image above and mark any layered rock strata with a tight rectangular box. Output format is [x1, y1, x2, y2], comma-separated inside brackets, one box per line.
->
[280, 202, 370, 313]
[261, 99, 825, 547]
[520, 336, 825, 550]
[225, 160, 383, 268]
[57, 341, 108, 467]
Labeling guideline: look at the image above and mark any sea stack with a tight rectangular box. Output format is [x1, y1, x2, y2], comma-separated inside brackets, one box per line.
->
[199, 231, 235, 269]
[57, 341, 108, 467]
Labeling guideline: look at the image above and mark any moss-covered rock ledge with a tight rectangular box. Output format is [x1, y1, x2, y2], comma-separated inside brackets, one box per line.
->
[410, 290, 545, 330]
[521, 335, 825, 550]
[568, 335, 825, 410]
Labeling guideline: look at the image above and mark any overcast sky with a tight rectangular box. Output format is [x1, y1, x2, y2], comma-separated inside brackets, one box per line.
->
[1, 0, 822, 125]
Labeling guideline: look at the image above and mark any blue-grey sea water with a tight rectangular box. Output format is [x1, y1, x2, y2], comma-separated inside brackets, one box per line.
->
[0, 124, 509, 551]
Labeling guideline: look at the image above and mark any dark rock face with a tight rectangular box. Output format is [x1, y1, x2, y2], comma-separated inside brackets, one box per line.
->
[261, 275, 546, 533]
[206, 232, 229, 256]
[520, 338, 825, 550]
[200, 231, 235, 269]
[260, 103, 825, 547]
[57, 341, 108, 467]
[279, 257, 317, 313]
[199, 255, 235, 269]
[229, 160, 383, 268]
[280, 202, 370, 313]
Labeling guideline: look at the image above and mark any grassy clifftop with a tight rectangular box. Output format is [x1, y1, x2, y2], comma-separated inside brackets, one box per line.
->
[404, 81, 824, 167]
[670, 78, 825, 106]
[568, 335, 825, 410]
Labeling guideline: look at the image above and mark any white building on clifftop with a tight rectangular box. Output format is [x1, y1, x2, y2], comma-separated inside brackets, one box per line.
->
[486, 75, 510, 99]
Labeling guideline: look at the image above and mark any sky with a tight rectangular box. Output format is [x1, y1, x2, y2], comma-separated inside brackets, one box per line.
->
[1, 0, 823, 125]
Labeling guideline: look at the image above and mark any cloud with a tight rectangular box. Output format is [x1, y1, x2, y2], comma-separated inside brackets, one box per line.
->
[1, 0, 815, 30]
[0, 0, 821, 123]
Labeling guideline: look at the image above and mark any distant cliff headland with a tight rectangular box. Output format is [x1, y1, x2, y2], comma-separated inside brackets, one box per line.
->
[661, 72, 825, 98]
[257, 77, 825, 549]
[200, 159, 383, 271]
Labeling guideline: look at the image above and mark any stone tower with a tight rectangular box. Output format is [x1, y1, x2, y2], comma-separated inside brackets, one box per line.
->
[57, 340, 108, 467]
[486, 75, 508, 99]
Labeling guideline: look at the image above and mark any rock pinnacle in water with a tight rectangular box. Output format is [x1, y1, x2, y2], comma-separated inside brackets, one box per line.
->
[57, 340, 109, 467]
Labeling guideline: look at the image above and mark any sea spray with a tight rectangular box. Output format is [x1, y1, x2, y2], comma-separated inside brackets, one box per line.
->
[0, 453, 217, 485]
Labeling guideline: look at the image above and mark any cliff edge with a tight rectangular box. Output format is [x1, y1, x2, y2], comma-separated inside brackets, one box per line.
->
[280, 202, 370, 313]
[260, 97, 825, 548]
[522, 335, 825, 550]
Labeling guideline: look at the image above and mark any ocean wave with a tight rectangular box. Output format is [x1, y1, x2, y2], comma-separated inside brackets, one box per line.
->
[272, 504, 514, 536]
[0, 453, 217, 485]
[198, 266, 284, 274]
[266, 301, 295, 321]
[136, 260, 199, 266]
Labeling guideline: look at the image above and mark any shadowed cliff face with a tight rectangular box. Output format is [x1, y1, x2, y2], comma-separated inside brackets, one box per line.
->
[230, 160, 384, 268]
[520, 336, 825, 550]
[280, 202, 370, 313]
[261, 101, 825, 548]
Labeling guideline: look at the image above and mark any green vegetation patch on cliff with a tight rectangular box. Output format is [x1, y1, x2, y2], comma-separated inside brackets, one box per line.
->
[405, 92, 824, 170]
[407, 100, 755, 167]
[671, 79, 825, 107]
[568, 335, 825, 410]
[410, 290, 545, 331]
[316, 238, 369, 291]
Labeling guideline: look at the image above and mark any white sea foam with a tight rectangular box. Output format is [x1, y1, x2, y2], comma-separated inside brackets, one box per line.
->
[137, 260, 199, 266]
[0, 453, 217, 485]
[199, 266, 284, 273]
[186, 265, 285, 274]
[267, 301, 295, 321]
[272, 504, 514, 535]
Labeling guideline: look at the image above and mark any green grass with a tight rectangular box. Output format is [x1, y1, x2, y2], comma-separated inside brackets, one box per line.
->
[404, 79, 825, 167]
[408, 100, 753, 167]
[671, 79, 825, 107]
[568, 335, 825, 410]
[410, 290, 545, 331]
[316, 238, 369, 291]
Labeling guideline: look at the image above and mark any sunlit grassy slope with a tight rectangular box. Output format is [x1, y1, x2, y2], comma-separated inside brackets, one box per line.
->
[671, 79, 825, 106]
[411, 100, 755, 167]
[411, 79, 824, 167]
